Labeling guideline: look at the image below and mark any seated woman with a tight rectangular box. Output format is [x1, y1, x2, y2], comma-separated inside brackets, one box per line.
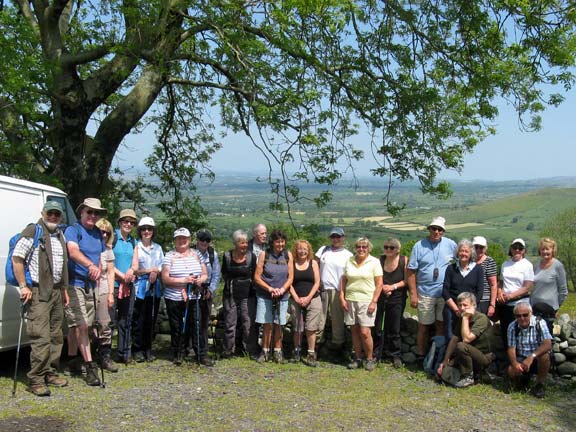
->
[221, 229, 258, 358]
[340, 237, 383, 371]
[289, 240, 321, 367]
[437, 292, 495, 388]
[442, 239, 483, 340]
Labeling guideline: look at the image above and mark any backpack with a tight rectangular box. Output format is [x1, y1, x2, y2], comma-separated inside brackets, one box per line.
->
[423, 335, 447, 375]
[113, 232, 136, 249]
[5, 223, 43, 287]
[223, 250, 253, 275]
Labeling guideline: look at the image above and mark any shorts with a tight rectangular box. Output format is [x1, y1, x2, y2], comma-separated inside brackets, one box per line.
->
[290, 296, 322, 332]
[256, 297, 289, 325]
[418, 294, 444, 325]
[343, 301, 376, 327]
[64, 285, 95, 328]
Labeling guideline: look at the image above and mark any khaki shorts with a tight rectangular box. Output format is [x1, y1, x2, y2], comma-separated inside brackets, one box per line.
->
[417, 294, 444, 325]
[290, 295, 322, 332]
[64, 285, 95, 328]
[343, 301, 376, 327]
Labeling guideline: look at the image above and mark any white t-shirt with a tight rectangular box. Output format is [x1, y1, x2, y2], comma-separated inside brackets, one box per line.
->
[316, 246, 353, 291]
[501, 257, 534, 305]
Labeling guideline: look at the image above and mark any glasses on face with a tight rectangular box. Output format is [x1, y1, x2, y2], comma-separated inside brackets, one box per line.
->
[383, 245, 396, 250]
[356, 245, 368, 249]
[120, 219, 136, 226]
[198, 239, 211, 243]
[515, 313, 530, 318]
[512, 245, 524, 251]
[47, 210, 62, 217]
[474, 245, 485, 249]
[140, 227, 154, 232]
[429, 226, 444, 233]
[330, 235, 343, 239]
[86, 209, 101, 216]
[100, 230, 110, 236]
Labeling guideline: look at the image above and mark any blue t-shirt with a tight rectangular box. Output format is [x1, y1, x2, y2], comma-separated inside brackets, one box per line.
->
[408, 237, 457, 297]
[65, 222, 105, 288]
[113, 229, 136, 288]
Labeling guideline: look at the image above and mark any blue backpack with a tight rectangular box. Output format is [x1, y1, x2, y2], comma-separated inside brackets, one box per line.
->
[5, 224, 43, 287]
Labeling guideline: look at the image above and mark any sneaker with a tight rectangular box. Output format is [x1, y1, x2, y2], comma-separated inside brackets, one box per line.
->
[364, 359, 377, 372]
[392, 357, 403, 369]
[84, 362, 101, 387]
[133, 351, 146, 363]
[257, 351, 269, 363]
[347, 359, 362, 370]
[27, 383, 51, 397]
[101, 357, 119, 373]
[273, 351, 284, 364]
[64, 356, 86, 376]
[303, 352, 318, 367]
[531, 383, 546, 399]
[200, 356, 215, 367]
[455, 374, 475, 388]
[45, 374, 68, 387]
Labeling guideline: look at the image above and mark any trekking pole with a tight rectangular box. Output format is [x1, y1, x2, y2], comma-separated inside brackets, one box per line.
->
[271, 298, 279, 353]
[179, 282, 192, 362]
[195, 285, 202, 364]
[124, 282, 136, 365]
[295, 304, 303, 360]
[12, 301, 27, 397]
[149, 280, 155, 357]
[92, 281, 106, 388]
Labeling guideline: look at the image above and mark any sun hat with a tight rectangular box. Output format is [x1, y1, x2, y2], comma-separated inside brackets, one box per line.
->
[138, 216, 156, 227]
[76, 198, 107, 215]
[472, 236, 488, 248]
[174, 227, 191, 238]
[427, 216, 446, 231]
[117, 208, 137, 223]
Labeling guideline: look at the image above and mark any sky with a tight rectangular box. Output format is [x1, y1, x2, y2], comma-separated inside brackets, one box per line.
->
[115, 89, 575, 183]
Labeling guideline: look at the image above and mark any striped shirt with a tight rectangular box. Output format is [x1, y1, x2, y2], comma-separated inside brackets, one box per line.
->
[507, 315, 552, 359]
[162, 249, 204, 301]
[13, 233, 64, 284]
[478, 256, 497, 302]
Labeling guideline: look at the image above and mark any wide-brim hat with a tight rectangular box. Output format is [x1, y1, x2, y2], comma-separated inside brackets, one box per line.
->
[76, 198, 107, 215]
[118, 208, 137, 223]
[427, 216, 446, 231]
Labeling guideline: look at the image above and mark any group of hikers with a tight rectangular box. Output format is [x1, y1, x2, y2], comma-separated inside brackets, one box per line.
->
[11, 200, 567, 399]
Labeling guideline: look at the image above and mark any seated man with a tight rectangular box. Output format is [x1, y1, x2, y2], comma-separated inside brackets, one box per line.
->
[437, 292, 495, 388]
[506, 302, 552, 398]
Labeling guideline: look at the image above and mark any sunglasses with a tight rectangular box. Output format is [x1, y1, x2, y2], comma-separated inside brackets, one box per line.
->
[120, 219, 136, 226]
[511, 245, 525, 251]
[356, 245, 368, 249]
[100, 230, 110, 236]
[383, 245, 396, 250]
[515, 313, 530, 318]
[47, 210, 62, 217]
[86, 209, 101, 216]
[429, 226, 444, 232]
[140, 226, 154, 232]
[474, 245, 485, 249]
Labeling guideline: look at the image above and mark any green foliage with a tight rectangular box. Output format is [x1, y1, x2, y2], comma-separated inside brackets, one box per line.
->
[540, 207, 576, 289]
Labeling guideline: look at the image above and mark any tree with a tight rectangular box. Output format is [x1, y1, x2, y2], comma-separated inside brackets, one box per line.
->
[1, 1, 575, 216]
[540, 207, 576, 290]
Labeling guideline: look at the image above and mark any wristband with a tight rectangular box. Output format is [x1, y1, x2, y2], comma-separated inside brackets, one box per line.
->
[19, 284, 28, 290]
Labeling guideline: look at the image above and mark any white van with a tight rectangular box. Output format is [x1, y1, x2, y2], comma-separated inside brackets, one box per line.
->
[0, 175, 76, 351]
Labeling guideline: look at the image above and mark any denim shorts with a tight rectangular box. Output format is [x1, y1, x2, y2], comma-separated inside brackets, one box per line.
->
[256, 297, 289, 325]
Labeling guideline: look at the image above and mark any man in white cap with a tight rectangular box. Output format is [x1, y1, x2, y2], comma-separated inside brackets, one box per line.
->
[64, 198, 107, 386]
[316, 227, 353, 355]
[407, 216, 457, 363]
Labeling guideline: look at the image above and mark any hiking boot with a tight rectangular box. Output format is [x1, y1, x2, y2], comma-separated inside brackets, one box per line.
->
[27, 383, 51, 397]
[256, 351, 270, 363]
[200, 356, 215, 367]
[290, 349, 301, 363]
[45, 374, 68, 387]
[133, 351, 146, 363]
[64, 356, 84, 376]
[172, 352, 183, 366]
[364, 359, 377, 372]
[347, 359, 362, 370]
[101, 357, 119, 373]
[145, 350, 156, 362]
[85, 362, 101, 387]
[303, 352, 318, 367]
[531, 382, 546, 399]
[392, 357, 403, 369]
[455, 374, 475, 388]
[273, 350, 285, 364]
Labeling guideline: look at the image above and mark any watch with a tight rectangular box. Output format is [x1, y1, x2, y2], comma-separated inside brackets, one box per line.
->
[530, 353, 537, 359]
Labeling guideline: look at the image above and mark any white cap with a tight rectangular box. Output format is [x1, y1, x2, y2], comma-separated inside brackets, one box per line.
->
[427, 216, 446, 231]
[174, 227, 191, 238]
[510, 238, 526, 247]
[472, 236, 488, 248]
[138, 216, 156, 227]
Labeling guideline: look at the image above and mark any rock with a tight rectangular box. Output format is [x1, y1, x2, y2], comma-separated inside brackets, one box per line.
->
[553, 343, 561, 353]
[557, 313, 571, 326]
[563, 346, 576, 358]
[401, 343, 411, 353]
[404, 336, 416, 345]
[554, 336, 562, 343]
[559, 341, 569, 350]
[410, 346, 419, 355]
[554, 353, 567, 364]
[401, 352, 417, 364]
[568, 338, 576, 346]
[400, 331, 410, 338]
[401, 317, 419, 334]
[557, 362, 576, 375]
[560, 324, 573, 340]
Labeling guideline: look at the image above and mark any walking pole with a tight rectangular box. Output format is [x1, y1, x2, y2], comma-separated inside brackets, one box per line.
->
[271, 298, 278, 354]
[12, 302, 27, 397]
[149, 280, 155, 358]
[376, 303, 386, 361]
[195, 285, 202, 364]
[179, 282, 192, 363]
[295, 304, 303, 361]
[91, 281, 106, 388]
[124, 282, 136, 365]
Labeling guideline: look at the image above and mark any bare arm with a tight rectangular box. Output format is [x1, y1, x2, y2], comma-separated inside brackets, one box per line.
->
[12, 256, 32, 303]
[407, 268, 418, 308]
[68, 241, 100, 281]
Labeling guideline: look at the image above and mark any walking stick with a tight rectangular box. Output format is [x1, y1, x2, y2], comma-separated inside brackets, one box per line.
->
[12, 302, 27, 397]
[195, 285, 202, 363]
[271, 298, 279, 353]
[124, 282, 136, 365]
[179, 282, 192, 362]
[149, 280, 155, 357]
[92, 281, 106, 387]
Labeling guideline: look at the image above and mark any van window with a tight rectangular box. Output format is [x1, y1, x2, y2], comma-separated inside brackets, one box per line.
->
[46, 195, 75, 226]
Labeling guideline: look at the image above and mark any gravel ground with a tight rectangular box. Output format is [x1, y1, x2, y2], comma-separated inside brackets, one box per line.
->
[1, 345, 575, 432]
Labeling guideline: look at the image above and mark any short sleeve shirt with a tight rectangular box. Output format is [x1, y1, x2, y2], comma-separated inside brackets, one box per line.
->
[408, 237, 457, 297]
[343, 255, 383, 302]
[316, 246, 353, 291]
[65, 223, 104, 288]
[501, 258, 534, 305]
